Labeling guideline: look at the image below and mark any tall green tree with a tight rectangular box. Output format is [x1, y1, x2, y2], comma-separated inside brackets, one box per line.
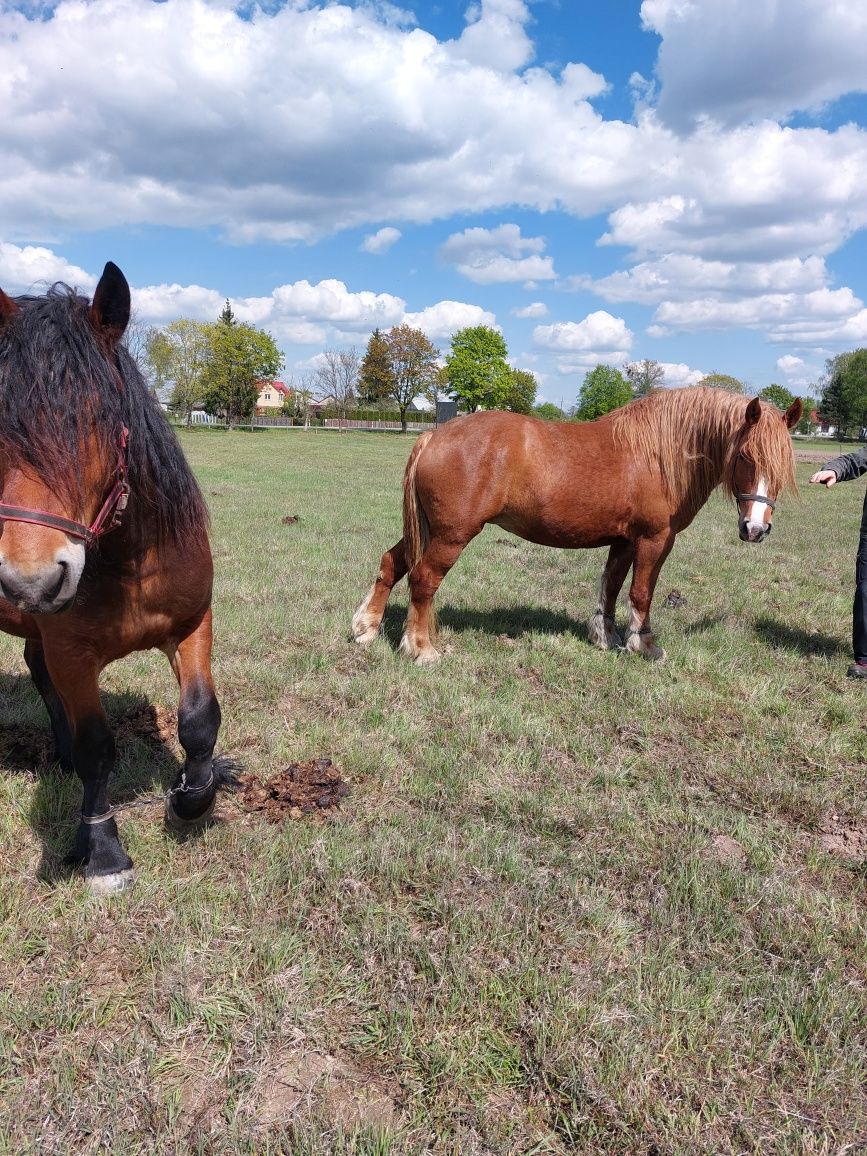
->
[758, 383, 797, 412]
[201, 316, 283, 428]
[503, 368, 537, 414]
[383, 325, 439, 432]
[145, 319, 210, 425]
[445, 326, 511, 412]
[358, 329, 395, 406]
[534, 402, 566, 421]
[698, 372, 744, 393]
[820, 350, 867, 437]
[575, 365, 632, 421]
[624, 358, 665, 396]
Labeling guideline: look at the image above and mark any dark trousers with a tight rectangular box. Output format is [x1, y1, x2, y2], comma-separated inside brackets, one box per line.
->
[855, 503, 867, 661]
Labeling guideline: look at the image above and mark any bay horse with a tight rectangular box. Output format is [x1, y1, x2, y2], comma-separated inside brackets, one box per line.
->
[352, 388, 802, 664]
[0, 263, 226, 894]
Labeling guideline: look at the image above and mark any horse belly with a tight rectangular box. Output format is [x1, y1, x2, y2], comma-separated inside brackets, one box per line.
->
[493, 505, 628, 550]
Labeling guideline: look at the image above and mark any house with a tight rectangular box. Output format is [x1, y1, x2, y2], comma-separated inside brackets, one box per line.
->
[809, 409, 837, 437]
[255, 380, 292, 413]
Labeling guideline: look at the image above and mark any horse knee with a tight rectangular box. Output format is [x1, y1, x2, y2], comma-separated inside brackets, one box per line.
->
[178, 682, 221, 760]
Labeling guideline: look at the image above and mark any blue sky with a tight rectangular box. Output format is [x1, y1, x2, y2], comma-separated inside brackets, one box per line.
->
[2, 0, 867, 406]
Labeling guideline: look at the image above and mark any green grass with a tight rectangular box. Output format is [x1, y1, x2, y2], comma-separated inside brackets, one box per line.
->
[1, 427, 866, 1154]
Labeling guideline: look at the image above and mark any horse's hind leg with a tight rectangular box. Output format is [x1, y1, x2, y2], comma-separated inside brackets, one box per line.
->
[162, 607, 224, 832]
[352, 538, 408, 645]
[24, 639, 74, 773]
[42, 648, 134, 894]
[588, 541, 634, 650]
[399, 536, 470, 664]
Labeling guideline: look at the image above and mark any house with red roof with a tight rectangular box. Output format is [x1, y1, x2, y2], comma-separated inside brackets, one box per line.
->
[255, 380, 292, 414]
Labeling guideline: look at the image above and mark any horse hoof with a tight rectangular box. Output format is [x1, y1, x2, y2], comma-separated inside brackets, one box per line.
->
[87, 868, 136, 896]
[165, 794, 216, 833]
[413, 648, 441, 666]
[353, 625, 379, 647]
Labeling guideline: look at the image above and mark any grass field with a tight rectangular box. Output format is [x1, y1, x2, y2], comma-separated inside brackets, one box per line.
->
[1, 427, 866, 1155]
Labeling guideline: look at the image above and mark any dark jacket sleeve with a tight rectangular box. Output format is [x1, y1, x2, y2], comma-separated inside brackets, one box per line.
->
[822, 445, 867, 482]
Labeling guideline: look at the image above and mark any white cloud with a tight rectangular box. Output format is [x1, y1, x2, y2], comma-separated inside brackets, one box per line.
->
[403, 300, 498, 341]
[650, 286, 862, 342]
[534, 311, 633, 352]
[775, 354, 822, 389]
[0, 242, 95, 294]
[448, 0, 535, 72]
[440, 224, 556, 284]
[658, 362, 705, 389]
[361, 227, 402, 254]
[513, 301, 548, 318]
[641, 0, 867, 129]
[579, 254, 830, 305]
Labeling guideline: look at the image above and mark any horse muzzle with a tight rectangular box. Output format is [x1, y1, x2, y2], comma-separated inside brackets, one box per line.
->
[0, 549, 83, 613]
[739, 518, 771, 543]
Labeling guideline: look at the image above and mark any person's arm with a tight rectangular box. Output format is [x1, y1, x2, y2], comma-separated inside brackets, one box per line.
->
[811, 445, 867, 485]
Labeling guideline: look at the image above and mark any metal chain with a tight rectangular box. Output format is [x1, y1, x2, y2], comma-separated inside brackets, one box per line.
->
[81, 771, 216, 822]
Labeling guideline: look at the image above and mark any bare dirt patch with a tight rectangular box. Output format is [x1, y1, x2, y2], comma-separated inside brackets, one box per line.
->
[237, 759, 350, 821]
[817, 816, 867, 861]
[247, 1045, 398, 1132]
[0, 724, 50, 772]
[115, 703, 178, 748]
[709, 833, 748, 865]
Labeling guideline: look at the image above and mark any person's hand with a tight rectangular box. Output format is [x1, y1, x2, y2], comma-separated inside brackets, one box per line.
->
[810, 469, 838, 486]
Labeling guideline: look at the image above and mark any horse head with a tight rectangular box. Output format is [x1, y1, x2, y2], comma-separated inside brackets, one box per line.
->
[0, 263, 131, 614]
[732, 395, 802, 543]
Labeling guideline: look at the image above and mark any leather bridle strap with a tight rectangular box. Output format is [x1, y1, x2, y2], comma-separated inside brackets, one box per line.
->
[736, 492, 776, 510]
[0, 427, 130, 547]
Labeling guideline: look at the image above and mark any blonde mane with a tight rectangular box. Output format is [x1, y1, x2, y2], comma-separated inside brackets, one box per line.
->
[608, 387, 797, 517]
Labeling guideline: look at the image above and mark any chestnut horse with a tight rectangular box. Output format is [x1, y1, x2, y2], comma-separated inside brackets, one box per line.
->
[0, 263, 226, 894]
[353, 388, 802, 664]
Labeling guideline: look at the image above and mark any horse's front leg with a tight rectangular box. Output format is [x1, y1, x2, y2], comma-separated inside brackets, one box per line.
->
[625, 530, 676, 662]
[588, 540, 634, 650]
[162, 608, 223, 832]
[24, 638, 74, 773]
[44, 648, 134, 894]
[352, 538, 408, 645]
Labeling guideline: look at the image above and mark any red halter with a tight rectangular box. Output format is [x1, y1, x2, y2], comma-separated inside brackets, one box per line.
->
[0, 428, 130, 548]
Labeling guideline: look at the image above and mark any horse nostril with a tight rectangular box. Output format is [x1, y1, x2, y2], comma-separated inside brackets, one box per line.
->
[46, 561, 68, 602]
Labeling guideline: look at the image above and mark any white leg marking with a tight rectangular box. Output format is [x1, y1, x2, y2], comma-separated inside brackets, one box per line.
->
[351, 584, 380, 644]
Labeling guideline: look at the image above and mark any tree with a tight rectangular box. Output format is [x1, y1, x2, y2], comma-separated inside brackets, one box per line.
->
[422, 365, 450, 416]
[624, 358, 665, 396]
[283, 371, 317, 428]
[796, 395, 819, 435]
[445, 326, 511, 412]
[503, 368, 537, 414]
[201, 316, 283, 427]
[698, 372, 744, 393]
[220, 299, 236, 327]
[534, 402, 566, 421]
[820, 350, 867, 438]
[758, 383, 797, 412]
[358, 329, 395, 406]
[575, 365, 633, 421]
[145, 319, 210, 424]
[383, 325, 439, 433]
[315, 348, 360, 423]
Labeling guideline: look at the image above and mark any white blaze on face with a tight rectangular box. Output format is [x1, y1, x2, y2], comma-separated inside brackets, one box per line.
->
[744, 477, 769, 535]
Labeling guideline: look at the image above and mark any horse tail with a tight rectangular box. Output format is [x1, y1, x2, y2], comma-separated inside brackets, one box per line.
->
[403, 429, 434, 573]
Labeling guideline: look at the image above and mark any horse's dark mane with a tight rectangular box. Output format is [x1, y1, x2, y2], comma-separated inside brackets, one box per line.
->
[0, 283, 207, 546]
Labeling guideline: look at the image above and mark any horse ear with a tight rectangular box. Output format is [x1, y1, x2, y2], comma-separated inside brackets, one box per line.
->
[784, 397, 803, 429]
[0, 288, 20, 322]
[90, 261, 131, 345]
[745, 397, 761, 426]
